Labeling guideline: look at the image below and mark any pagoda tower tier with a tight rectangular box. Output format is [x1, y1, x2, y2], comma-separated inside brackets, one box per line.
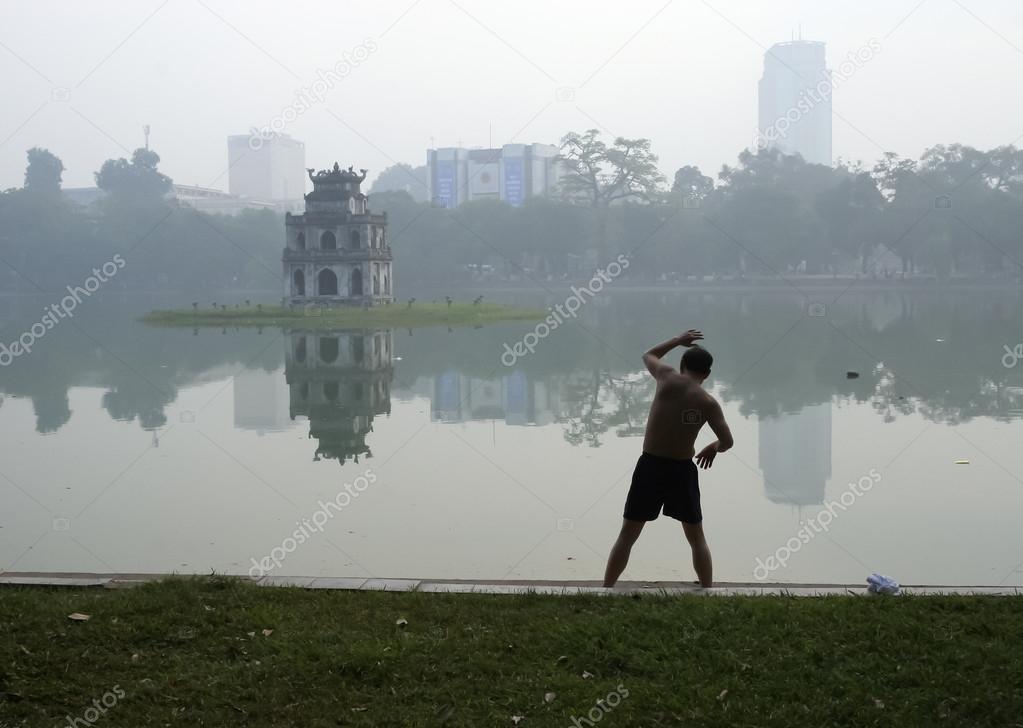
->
[283, 163, 394, 307]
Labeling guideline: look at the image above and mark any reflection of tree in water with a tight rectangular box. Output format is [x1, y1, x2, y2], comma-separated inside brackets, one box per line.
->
[102, 376, 173, 430]
[285, 329, 393, 465]
[31, 388, 71, 434]
[3, 291, 1021, 439]
[559, 371, 653, 447]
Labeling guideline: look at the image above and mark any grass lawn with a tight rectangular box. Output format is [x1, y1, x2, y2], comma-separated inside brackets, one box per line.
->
[1, 577, 1021, 727]
[140, 302, 544, 329]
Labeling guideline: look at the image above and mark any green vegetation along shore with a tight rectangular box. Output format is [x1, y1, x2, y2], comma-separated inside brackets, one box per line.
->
[2, 577, 1021, 727]
[141, 302, 545, 329]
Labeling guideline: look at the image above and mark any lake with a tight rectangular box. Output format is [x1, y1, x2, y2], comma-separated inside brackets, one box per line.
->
[1, 288, 1021, 586]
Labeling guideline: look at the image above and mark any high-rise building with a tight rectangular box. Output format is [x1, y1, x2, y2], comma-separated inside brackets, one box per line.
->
[227, 132, 306, 207]
[426, 143, 561, 208]
[757, 41, 833, 166]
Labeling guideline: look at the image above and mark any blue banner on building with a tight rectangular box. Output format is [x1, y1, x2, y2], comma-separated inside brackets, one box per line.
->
[434, 160, 456, 208]
[503, 158, 524, 207]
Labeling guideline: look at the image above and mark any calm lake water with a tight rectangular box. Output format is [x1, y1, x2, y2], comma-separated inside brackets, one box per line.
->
[1, 289, 1021, 585]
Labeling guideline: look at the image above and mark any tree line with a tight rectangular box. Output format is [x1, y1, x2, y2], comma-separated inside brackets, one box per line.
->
[2, 132, 1022, 294]
[371, 131, 1023, 284]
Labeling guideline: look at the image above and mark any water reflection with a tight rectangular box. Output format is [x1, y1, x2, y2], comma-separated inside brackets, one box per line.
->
[284, 329, 393, 464]
[233, 369, 291, 434]
[758, 403, 832, 505]
[2, 291, 1022, 583]
[1, 290, 1021, 442]
[430, 370, 558, 425]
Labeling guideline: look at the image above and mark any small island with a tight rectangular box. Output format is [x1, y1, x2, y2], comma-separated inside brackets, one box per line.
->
[141, 301, 545, 329]
[143, 163, 545, 330]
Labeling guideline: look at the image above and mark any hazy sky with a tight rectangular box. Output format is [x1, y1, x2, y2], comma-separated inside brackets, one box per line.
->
[2, 0, 1022, 191]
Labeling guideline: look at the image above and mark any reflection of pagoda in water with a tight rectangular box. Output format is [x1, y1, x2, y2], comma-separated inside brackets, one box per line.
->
[758, 402, 832, 505]
[284, 329, 393, 464]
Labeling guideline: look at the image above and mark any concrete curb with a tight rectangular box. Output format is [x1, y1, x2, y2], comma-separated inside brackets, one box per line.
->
[0, 573, 1020, 597]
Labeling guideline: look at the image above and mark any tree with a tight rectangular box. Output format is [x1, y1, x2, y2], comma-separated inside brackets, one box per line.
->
[370, 163, 429, 203]
[24, 147, 64, 196]
[558, 129, 665, 207]
[814, 168, 883, 271]
[670, 165, 713, 202]
[96, 147, 172, 198]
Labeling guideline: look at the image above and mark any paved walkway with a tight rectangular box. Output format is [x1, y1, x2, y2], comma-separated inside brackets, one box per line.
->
[0, 572, 1019, 596]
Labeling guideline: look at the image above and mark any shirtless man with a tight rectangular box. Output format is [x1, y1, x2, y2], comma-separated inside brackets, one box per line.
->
[603, 329, 734, 588]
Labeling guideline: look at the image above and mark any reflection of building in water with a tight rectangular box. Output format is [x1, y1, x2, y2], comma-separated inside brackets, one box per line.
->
[430, 370, 558, 425]
[233, 368, 291, 434]
[285, 329, 393, 464]
[758, 402, 832, 505]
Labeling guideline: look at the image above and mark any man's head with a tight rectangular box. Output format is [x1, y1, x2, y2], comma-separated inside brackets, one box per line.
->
[681, 346, 713, 382]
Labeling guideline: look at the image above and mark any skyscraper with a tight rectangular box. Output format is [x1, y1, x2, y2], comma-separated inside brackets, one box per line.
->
[757, 40, 833, 166]
[227, 132, 306, 207]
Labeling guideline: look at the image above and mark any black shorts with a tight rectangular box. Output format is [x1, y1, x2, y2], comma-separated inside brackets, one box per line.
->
[623, 452, 702, 523]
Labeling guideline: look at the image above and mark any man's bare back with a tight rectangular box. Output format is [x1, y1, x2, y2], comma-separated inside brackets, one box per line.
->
[640, 330, 732, 467]
[643, 373, 718, 459]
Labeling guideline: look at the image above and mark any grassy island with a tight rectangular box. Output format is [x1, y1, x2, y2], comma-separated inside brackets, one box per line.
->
[141, 302, 545, 329]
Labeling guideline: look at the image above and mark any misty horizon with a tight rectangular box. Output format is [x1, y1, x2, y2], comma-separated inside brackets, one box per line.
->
[3, 0, 1023, 191]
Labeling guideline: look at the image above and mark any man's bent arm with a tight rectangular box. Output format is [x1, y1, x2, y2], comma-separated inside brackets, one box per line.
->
[706, 399, 734, 452]
[643, 330, 703, 379]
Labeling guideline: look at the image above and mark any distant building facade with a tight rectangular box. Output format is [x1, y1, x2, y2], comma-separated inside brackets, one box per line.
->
[427, 143, 561, 208]
[227, 132, 305, 211]
[63, 184, 275, 216]
[283, 163, 393, 307]
[757, 40, 833, 166]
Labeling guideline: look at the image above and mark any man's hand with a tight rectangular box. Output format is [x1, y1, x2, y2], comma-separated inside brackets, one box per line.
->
[696, 441, 719, 469]
[677, 329, 704, 347]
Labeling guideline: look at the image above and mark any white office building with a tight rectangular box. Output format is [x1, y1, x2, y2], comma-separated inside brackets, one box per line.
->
[757, 40, 833, 166]
[427, 143, 562, 208]
[227, 132, 306, 210]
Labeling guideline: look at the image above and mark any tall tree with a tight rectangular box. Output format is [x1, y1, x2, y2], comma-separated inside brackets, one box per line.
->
[558, 129, 665, 207]
[24, 147, 64, 196]
[670, 165, 714, 203]
[370, 163, 429, 203]
[96, 148, 172, 198]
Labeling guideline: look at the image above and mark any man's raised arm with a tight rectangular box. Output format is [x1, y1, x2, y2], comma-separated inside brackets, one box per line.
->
[642, 329, 703, 379]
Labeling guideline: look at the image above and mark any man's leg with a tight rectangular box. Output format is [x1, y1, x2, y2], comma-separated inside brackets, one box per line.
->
[603, 518, 645, 587]
[681, 521, 713, 588]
